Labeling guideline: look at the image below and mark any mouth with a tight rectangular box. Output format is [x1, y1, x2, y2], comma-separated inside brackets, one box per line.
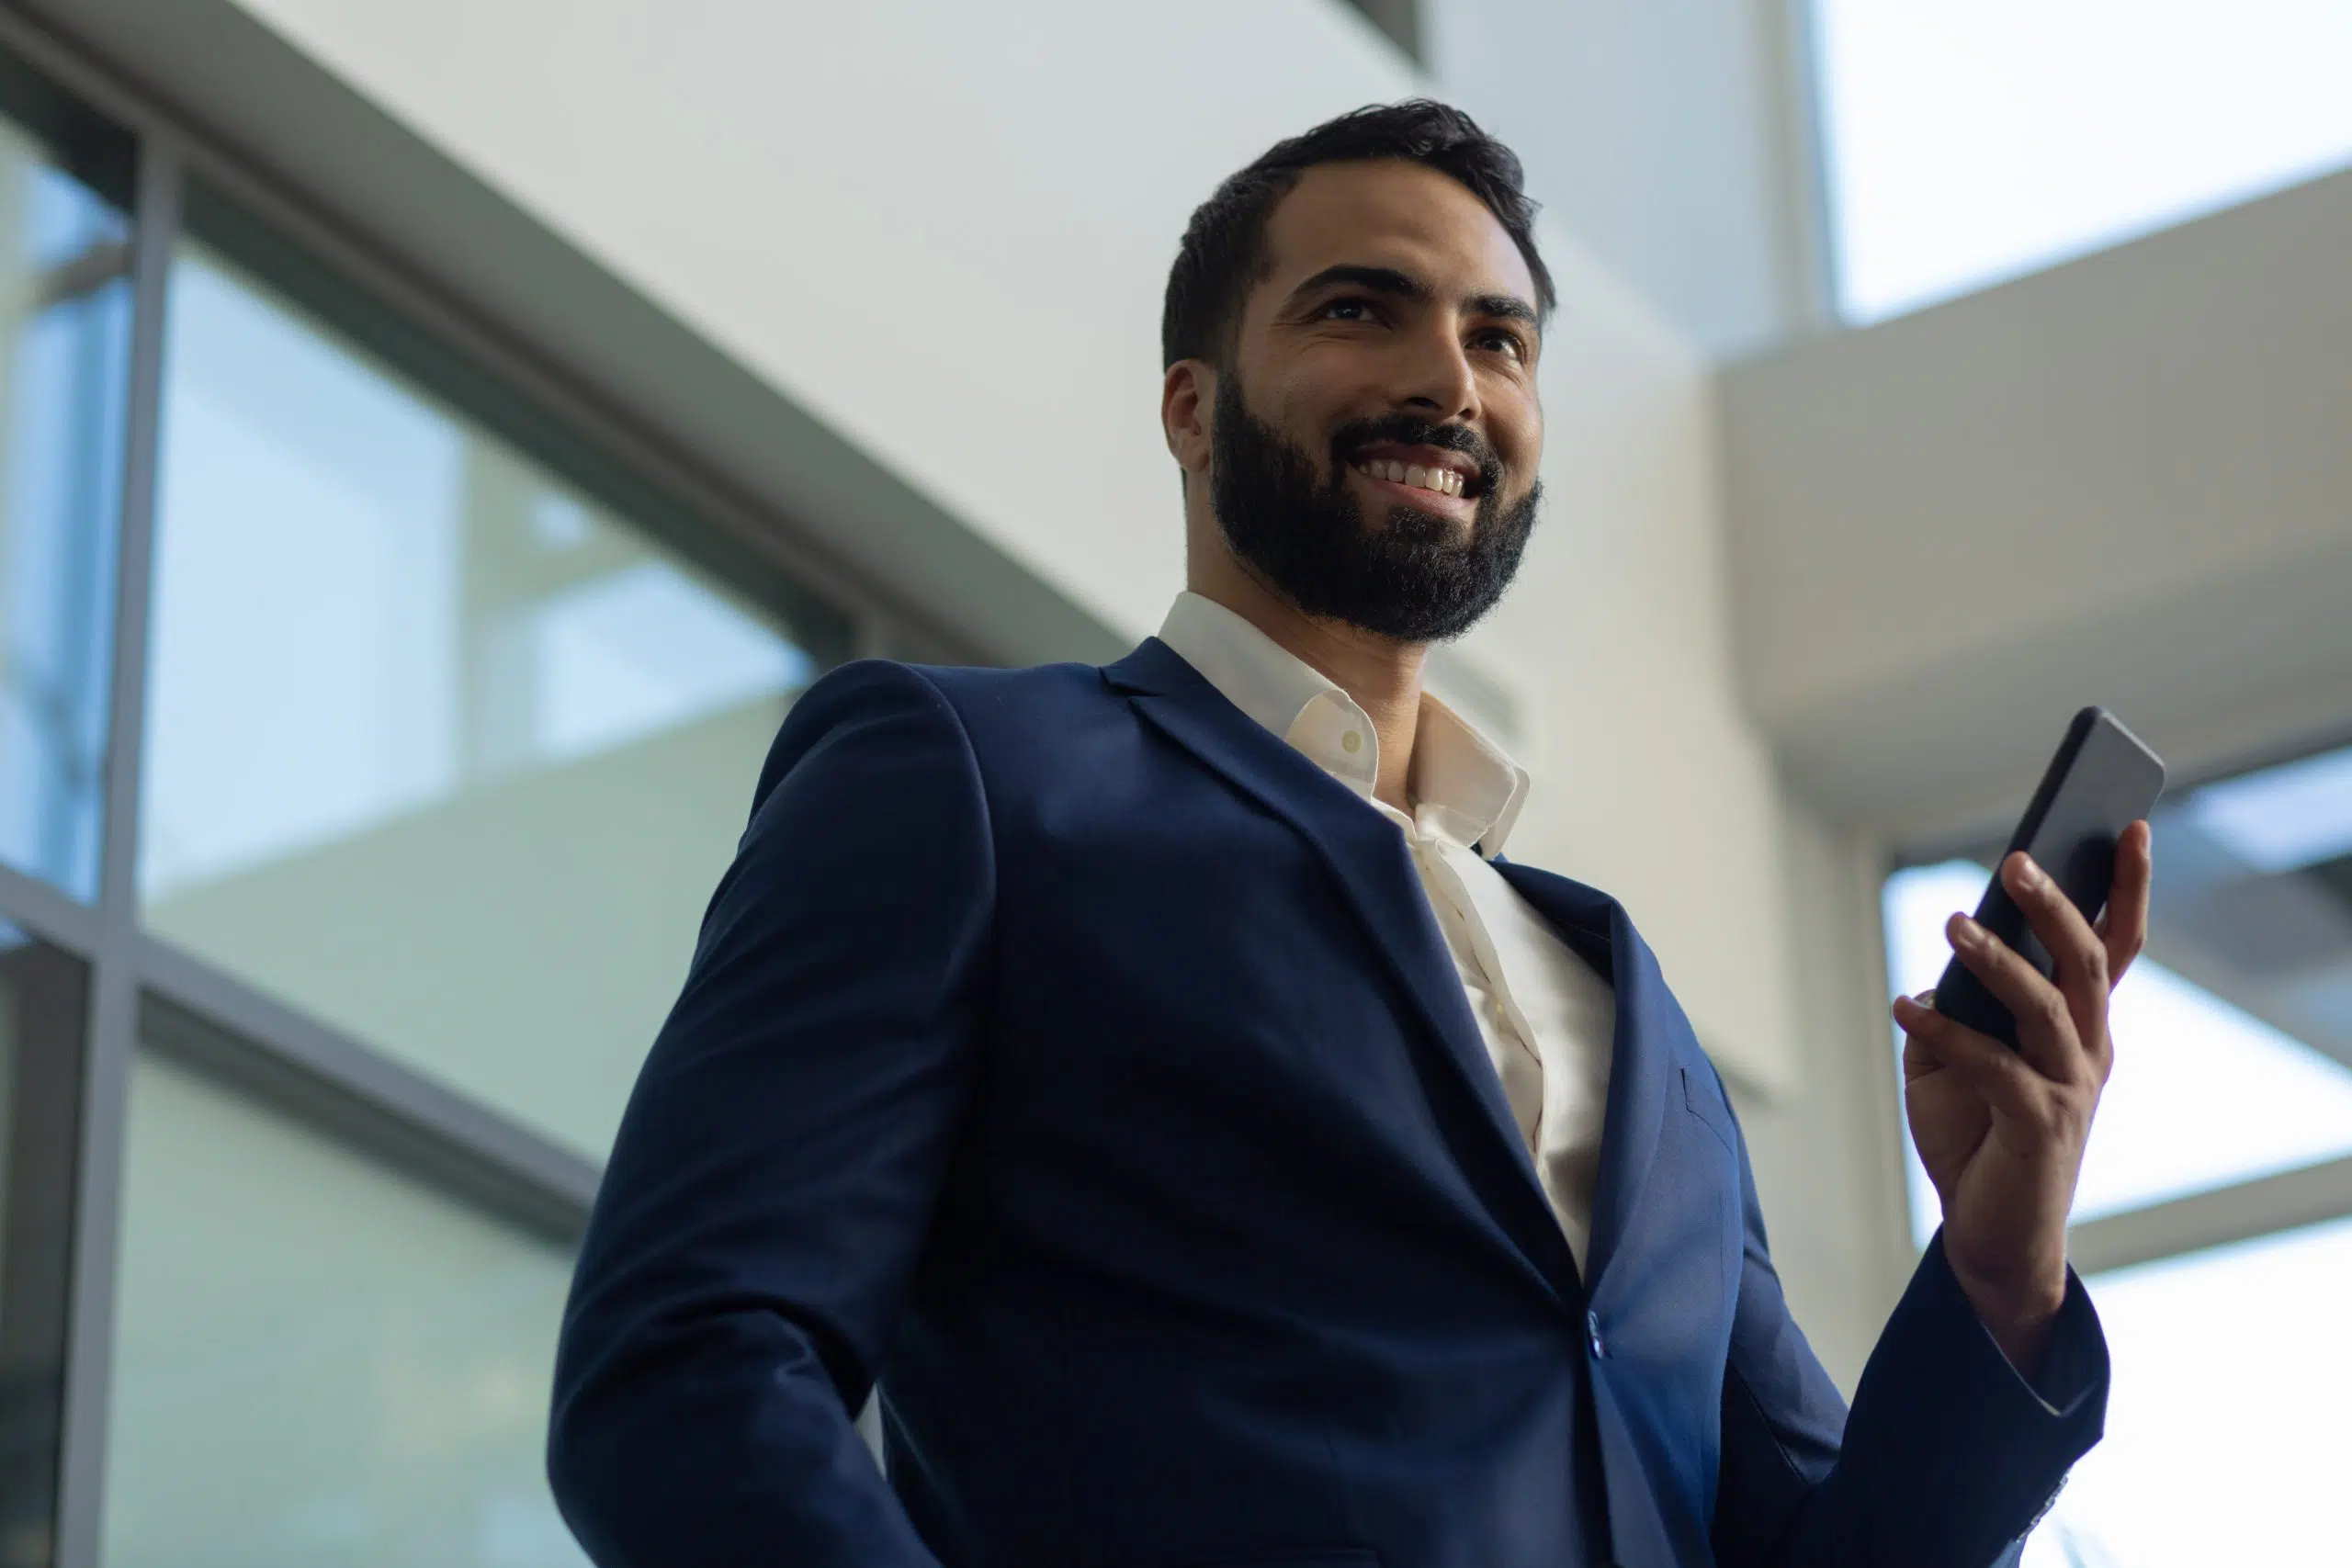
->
[1346, 443, 1484, 505]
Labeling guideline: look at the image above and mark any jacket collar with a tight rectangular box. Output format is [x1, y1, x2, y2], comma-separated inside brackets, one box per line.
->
[1148, 592, 1530, 856]
[1103, 638, 1677, 1307]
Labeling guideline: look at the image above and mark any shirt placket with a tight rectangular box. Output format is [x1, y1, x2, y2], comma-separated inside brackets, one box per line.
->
[1412, 829, 1546, 1150]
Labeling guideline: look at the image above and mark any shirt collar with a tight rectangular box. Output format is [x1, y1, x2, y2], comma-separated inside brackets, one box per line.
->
[1155, 590, 1530, 856]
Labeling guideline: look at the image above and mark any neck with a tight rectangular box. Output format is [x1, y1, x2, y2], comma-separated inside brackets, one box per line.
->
[1187, 552, 1427, 814]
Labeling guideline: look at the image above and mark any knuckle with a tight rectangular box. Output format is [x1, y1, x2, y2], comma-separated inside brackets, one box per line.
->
[2034, 990, 2072, 1035]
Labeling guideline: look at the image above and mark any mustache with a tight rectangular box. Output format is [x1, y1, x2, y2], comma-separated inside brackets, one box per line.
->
[1329, 413, 1505, 497]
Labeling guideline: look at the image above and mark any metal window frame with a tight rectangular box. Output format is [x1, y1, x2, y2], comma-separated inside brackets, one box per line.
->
[0, 10, 999, 1564]
[48, 119, 172, 1568]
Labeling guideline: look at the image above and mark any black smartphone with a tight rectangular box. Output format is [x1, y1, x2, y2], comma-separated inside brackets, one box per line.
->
[1930, 706, 2166, 1050]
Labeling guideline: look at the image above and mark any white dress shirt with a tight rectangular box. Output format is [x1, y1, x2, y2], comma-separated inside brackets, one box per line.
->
[1157, 592, 1618, 1269]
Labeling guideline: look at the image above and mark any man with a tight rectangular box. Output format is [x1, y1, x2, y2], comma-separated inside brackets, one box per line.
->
[548, 102, 2141, 1567]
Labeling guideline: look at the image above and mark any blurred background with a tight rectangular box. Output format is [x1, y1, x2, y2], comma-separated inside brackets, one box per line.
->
[0, 2, 2346, 1564]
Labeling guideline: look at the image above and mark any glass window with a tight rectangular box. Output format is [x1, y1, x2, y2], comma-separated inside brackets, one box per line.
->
[101, 1043, 587, 1568]
[0, 921, 88, 1565]
[137, 194, 852, 1158]
[0, 62, 133, 900]
[2018, 1214, 2352, 1565]
[1814, 0, 2352, 322]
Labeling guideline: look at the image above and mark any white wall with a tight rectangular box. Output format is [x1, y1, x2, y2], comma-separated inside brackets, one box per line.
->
[1724, 164, 2352, 840]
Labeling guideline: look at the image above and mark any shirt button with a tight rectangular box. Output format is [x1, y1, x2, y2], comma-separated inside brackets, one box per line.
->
[1587, 1311, 1607, 1359]
[1340, 729, 1363, 755]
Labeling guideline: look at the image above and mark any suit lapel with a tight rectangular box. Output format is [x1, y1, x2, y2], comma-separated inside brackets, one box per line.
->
[1104, 640, 1583, 1303]
[1494, 859, 1675, 1297]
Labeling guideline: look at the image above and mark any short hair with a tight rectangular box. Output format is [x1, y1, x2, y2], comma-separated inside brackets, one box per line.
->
[1161, 100, 1554, 371]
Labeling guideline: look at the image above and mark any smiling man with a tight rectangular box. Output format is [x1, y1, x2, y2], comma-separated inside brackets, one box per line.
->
[549, 103, 2133, 1568]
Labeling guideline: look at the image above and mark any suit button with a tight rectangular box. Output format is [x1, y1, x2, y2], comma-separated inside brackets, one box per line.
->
[1587, 1310, 1607, 1359]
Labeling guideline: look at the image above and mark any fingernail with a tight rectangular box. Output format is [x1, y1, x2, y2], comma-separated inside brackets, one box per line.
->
[1953, 915, 1987, 948]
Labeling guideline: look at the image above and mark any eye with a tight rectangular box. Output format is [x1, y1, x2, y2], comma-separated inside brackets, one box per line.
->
[1475, 327, 1530, 361]
[1317, 296, 1377, 322]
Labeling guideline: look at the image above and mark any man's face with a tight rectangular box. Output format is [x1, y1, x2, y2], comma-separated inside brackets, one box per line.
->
[1208, 159, 1544, 643]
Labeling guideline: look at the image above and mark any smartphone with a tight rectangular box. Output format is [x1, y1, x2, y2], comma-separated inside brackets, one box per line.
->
[1930, 706, 2166, 1050]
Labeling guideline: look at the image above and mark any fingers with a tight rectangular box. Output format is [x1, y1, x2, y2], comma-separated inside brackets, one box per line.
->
[1945, 908, 2088, 1087]
[1997, 852, 2115, 1077]
[2000, 852, 2110, 1006]
[2101, 820, 2153, 983]
[1893, 993, 2043, 1122]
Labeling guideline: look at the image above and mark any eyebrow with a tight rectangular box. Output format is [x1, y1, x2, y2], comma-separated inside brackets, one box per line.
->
[1284, 264, 1542, 331]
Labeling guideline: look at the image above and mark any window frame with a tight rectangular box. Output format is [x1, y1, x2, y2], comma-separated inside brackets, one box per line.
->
[0, 12, 980, 1566]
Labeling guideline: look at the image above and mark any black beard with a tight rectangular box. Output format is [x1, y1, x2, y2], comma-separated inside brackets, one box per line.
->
[1208, 376, 1540, 643]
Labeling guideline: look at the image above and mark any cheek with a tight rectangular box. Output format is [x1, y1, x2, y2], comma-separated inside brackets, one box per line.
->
[1259, 358, 1357, 438]
[1497, 392, 1543, 482]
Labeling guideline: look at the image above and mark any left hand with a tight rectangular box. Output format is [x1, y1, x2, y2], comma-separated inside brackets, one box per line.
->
[1891, 821, 2153, 1373]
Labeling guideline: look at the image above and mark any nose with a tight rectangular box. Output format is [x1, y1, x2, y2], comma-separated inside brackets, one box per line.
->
[1392, 322, 1480, 425]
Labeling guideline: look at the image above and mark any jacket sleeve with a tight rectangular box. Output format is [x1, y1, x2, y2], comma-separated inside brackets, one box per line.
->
[1710, 1073, 2108, 1568]
[547, 659, 994, 1568]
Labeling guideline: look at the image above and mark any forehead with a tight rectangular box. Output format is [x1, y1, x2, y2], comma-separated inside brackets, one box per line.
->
[1253, 159, 1536, 312]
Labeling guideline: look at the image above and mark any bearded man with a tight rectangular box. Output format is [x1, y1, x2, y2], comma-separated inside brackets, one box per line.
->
[549, 102, 2138, 1568]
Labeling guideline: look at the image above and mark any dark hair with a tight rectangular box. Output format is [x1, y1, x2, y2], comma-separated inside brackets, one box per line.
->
[1161, 100, 1553, 371]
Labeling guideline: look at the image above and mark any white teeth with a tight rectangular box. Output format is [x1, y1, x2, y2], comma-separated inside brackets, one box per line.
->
[1356, 458, 1469, 499]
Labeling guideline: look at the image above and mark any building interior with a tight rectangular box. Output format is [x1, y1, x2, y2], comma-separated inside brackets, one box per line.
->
[0, 1, 2348, 1563]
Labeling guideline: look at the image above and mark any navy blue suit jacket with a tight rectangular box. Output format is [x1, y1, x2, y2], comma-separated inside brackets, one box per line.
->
[548, 640, 2108, 1568]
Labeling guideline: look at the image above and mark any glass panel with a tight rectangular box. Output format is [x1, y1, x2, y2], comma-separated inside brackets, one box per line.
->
[0, 74, 132, 900]
[138, 211, 850, 1158]
[0, 922, 87, 1567]
[101, 1046, 588, 1568]
[1815, 0, 2352, 322]
[2018, 1213, 2352, 1566]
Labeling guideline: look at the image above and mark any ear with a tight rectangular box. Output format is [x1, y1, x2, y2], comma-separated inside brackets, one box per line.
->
[1161, 359, 1215, 481]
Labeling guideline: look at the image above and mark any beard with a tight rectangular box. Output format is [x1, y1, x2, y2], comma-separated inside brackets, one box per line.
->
[1208, 374, 1540, 643]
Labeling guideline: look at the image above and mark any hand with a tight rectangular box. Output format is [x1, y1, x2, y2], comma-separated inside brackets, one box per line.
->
[1891, 821, 2153, 1373]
